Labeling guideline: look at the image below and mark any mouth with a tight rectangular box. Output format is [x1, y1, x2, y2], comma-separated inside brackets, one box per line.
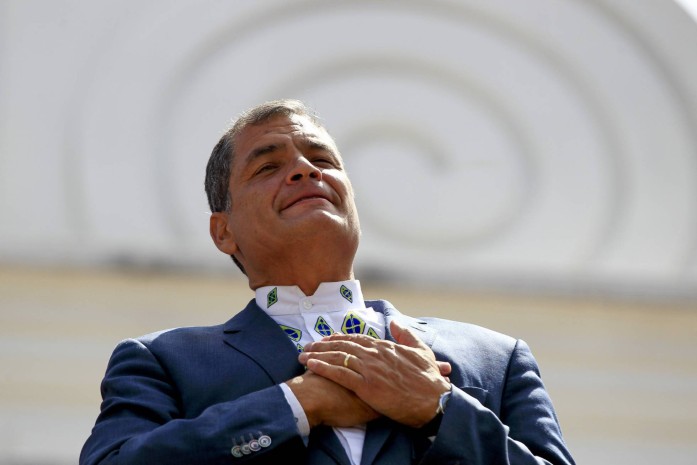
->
[282, 191, 333, 211]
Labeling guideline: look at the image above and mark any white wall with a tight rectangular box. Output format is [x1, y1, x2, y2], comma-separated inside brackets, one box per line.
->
[2, 2, 697, 464]
[2, 0, 697, 298]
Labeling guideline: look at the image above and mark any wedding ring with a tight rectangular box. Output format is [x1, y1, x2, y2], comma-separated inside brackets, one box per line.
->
[343, 353, 351, 368]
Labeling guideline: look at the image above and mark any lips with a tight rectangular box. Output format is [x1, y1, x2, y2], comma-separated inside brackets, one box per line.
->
[281, 189, 333, 211]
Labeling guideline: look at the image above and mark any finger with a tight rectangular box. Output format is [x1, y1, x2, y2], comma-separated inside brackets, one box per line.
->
[390, 320, 429, 350]
[299, 349, 345, 366]
[437, 361, 452, 376]
[306, 358, 363, 392]
[304, 338, 372, 355]
[301, 351, 365, 373]
[320, 332, 379, 347]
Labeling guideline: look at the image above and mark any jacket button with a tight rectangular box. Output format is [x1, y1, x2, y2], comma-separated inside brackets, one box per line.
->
[259, 435, 272, 448]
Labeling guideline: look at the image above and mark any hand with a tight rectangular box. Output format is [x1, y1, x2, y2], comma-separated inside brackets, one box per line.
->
[298, 320, 451, 428]
[286, 370, 380, 428]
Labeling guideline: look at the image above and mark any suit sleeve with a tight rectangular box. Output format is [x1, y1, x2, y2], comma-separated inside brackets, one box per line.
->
[421, 339, 575, 465]
[79, 338, 305, 465]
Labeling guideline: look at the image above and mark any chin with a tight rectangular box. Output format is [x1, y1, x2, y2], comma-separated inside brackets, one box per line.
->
[289, 213, 354, 237]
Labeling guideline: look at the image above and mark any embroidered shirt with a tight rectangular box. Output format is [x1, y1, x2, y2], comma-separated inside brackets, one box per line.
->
[256, 280, 385, 465]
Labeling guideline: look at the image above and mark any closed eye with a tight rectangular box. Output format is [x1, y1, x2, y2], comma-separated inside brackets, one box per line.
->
[311, 157, 337, 168]
[305, 140, 341, 167]
[254, 163, 277, 176]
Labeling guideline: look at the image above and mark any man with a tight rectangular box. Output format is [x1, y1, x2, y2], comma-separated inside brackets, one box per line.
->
[81, 99, 575, 465]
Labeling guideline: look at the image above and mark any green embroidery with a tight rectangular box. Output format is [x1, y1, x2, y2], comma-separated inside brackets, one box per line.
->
[279, 324, 302, 342]
[314, 316, 335, 337]
[267, 287, 278, 308]
[340, 285, 353, 303]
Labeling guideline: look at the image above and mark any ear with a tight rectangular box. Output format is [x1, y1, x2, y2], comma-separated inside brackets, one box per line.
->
[210, 212, 239, 256]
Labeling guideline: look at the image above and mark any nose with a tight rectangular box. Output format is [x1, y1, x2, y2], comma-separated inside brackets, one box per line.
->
[286, 156, 322, 184]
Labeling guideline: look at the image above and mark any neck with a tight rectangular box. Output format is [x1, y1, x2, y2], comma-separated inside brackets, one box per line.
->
[245, 256, 355, 296]
[240, 230, 359, 296]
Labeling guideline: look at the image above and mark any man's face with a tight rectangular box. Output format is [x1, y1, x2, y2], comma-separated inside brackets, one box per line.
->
[222, 113, 360, 271]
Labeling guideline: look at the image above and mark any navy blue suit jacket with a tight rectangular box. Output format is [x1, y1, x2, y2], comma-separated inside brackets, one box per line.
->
[80, 300, 575, 465]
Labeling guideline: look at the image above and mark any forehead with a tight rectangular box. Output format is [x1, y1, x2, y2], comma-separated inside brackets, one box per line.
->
[234, 113, 330, 155]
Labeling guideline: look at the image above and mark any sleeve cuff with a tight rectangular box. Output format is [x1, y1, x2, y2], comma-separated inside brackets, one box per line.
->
[279, 382, 311, 441]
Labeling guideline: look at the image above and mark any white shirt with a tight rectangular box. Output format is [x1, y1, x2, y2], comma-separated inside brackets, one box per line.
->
[255, 280, 385, 465]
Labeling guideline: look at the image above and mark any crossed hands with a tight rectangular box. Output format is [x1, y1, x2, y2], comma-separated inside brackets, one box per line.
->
[287, 321, 451, 429]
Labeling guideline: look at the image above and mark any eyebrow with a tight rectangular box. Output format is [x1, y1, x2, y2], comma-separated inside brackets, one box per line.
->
[305, 138, 335, 153]
[245, 144, 279, 164]
[242, 134, 338, 170]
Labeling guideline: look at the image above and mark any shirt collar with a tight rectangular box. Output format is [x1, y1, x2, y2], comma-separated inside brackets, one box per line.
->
[255, 280, 366, 316]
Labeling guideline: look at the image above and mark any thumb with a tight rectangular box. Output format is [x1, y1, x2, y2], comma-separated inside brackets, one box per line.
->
[390, 320, 427, 349]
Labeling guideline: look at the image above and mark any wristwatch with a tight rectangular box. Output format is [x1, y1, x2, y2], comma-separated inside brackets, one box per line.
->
[435, 385, 452, 415]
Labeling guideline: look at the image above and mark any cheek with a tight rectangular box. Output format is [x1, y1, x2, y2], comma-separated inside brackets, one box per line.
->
[336, 178, 360, 223]
[231, 181, 273, 209]
[327, 172, 354, 197]
[228, 193, 264, 230]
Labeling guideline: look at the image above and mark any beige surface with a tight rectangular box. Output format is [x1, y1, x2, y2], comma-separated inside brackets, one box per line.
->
[1, 266, 696, 464]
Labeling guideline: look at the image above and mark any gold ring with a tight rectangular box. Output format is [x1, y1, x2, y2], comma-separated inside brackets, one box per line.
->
[343, 353, 351, 368]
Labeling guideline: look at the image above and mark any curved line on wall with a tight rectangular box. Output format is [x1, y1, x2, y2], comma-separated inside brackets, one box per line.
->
[153, 0, 628, 267]
[266, 55, 536, 247]
[582, 0, 697, 272]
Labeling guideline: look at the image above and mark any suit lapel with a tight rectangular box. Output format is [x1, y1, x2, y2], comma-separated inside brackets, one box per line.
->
[222, 300, 305, 384]
[369, 299, 437, 348]
[360, 300, 438, 465]
[359, 417, 396, 465]
[308, 426, 351, 465]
